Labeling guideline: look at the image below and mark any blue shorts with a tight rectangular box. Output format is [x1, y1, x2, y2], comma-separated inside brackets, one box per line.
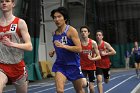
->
[52, 63, 84, 81]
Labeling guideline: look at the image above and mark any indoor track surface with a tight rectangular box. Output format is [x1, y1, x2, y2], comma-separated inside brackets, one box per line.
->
[3, 69, 140, 93]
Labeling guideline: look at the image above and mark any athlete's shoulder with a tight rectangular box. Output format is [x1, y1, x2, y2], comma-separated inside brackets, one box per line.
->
[67, 25, 78, 37]
[68, 25, 77, 32]
[18, 18, 26, 23]
[104, 41, 110, 46]
[91, 39, 98, 48]
[16, 18, 28, 31]
[17, 18, 27, 27]
[91, 39, 97, 44]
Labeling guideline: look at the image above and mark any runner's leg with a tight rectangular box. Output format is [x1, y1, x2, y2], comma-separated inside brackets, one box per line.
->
[0, 71, 8, 93]
[73, 78, 85, 93]
[55, 72, 67, 93]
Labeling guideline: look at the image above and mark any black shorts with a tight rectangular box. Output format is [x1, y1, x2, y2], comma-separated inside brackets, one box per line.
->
[96, 67, 110, 79]
[82, 70, 96, 82]
[135, 59, 140, 63]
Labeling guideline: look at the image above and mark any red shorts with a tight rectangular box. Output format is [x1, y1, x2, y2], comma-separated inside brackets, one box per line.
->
[0, 60, 27, 83]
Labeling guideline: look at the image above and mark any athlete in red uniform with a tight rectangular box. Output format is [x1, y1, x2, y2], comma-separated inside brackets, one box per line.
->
[96, 30, 116, 93]
[0, 0, 32, 93]
[80, 25, 101, 93]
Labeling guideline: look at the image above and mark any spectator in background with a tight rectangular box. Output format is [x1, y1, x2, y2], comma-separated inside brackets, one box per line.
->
[124, 50, 130, 70]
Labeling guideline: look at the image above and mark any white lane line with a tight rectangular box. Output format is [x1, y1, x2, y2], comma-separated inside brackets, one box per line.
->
[94, 73, 134, 87]
[3, 82, 55, 92]
[131, 82, 140, 93]
[3, 73, 134, 93]
[55, 87, 74, 93]
[33, 82, 72, 93]
[3, 89, 15, 93]
[63, 74, 134, 92]
[62, 74, 133, 92]
[104, 75, 136, 93]
[34, 87, 56, 93]
[3, 82, 71, 93]
[64, 87, 74, 91]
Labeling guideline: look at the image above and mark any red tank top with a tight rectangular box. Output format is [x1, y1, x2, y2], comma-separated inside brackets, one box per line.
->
[96, 41, 111, 68]
[0, 17, 21, 38]
[80, 39, 96, 70]
[0, 17, 24, 64]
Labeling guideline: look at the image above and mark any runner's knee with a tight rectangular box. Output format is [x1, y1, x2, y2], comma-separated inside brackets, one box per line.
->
[56, 88, 64, 93]
[0, 71, 8, 86]
[15, 81, 28, 93]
